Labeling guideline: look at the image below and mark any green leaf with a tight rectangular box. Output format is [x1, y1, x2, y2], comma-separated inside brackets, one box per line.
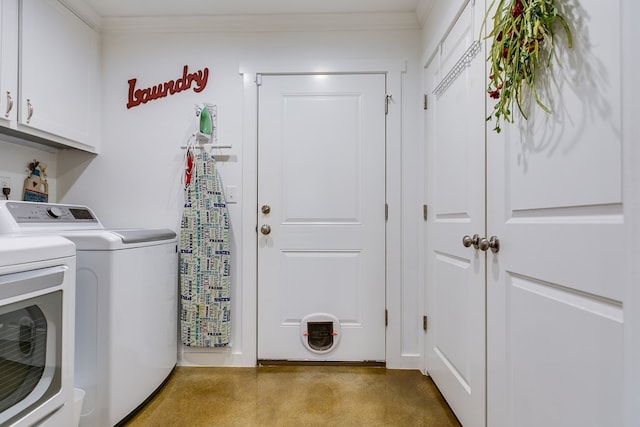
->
[483, 0, 572, 133]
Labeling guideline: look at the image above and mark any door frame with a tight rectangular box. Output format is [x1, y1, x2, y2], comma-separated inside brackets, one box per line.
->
[623, 0, 640, 425]
[239, 59, 408, 367]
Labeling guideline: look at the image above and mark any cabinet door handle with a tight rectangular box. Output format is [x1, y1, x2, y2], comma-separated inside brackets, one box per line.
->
[4, 92, 13, 118]
[26, 99, 33, 123]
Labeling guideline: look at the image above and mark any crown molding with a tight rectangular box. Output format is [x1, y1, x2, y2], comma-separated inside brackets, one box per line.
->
[100, 12, 421, 34]
[415, 0, 435, 27]
[58, 0, 102, 30]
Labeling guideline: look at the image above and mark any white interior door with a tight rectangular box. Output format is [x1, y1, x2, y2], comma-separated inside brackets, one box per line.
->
[486, 0, 625, 425]
[424, 2, 486, 426]
[257, 74, 386, 362]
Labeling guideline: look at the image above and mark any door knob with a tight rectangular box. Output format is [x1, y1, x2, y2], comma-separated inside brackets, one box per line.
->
[478, 236, 500, 253]
[462, 234, 480, 249]
[260, 224, 271, 235]
[261, 205, 271, 215]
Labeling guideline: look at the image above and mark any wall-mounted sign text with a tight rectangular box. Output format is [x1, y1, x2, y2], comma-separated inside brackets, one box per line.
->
[127, 65, 209, 109]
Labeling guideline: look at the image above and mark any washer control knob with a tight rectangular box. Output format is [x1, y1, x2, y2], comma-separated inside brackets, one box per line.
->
[47, 207, 62, 218]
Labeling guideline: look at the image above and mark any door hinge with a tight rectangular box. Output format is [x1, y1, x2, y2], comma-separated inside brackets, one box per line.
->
[423, 94, 428, 110]
[385, 94, 392, 115]
[423, 204, 428, 221]
[385, 203, 389, 221]
[255, 74, 263, 86]
[423, 315, 428, 332]
[385, 309, 389, 327]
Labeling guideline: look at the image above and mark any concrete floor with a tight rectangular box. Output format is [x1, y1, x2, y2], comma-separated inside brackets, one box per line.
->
[123, 366, 461, 426]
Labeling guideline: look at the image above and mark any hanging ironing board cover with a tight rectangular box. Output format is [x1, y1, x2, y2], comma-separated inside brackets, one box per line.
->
[180, 151, 231, 347]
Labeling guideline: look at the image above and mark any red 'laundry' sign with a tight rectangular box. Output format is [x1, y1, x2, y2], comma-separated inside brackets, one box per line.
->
[127, 65, 209, 109]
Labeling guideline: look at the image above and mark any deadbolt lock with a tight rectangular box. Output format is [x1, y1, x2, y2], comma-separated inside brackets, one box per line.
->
[260, 224, 271, 235]
[261, 205, 271, 215]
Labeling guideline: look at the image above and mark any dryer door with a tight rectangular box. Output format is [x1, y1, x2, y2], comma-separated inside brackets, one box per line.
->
[0, 267, 64, 425]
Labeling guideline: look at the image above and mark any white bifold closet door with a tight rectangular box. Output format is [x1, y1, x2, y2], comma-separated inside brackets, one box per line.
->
[486, 0, 625, 425]
[425, 1, 626, 427]
[424, 2, 486, 426]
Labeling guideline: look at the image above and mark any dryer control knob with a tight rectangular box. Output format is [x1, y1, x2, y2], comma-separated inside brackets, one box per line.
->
[47, 207, 62, 218]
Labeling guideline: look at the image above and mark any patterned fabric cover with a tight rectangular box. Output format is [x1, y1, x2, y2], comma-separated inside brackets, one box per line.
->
[180, 151, 231, 347]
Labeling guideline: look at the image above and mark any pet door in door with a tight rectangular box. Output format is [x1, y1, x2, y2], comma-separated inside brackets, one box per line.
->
[307, 322, 333, 351]
[300, 313, 341, 354]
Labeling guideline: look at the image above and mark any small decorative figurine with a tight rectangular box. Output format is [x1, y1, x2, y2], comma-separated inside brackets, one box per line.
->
[23, 160, 49, 202]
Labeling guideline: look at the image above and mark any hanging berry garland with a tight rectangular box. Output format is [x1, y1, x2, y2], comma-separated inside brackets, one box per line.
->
[484, 0, 573, 133]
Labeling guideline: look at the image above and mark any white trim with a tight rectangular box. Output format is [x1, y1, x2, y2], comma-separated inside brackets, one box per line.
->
[240, 59, 406, 75]
[240, 60, 410, 368]
[239, 71, 260, 367]
[385, 69, 413, 370]
[100, 12, 420, 34]
[421, 0, 470, 69]
[57, 0, 102, 31]
[416, 0, 436, 27]
[623, 0, 640, 424]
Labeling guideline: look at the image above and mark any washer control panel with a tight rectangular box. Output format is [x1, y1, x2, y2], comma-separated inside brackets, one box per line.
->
[4, 201, 99, 224]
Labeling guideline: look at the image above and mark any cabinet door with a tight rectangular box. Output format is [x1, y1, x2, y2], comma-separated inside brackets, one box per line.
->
[0, 0, 18, 126]
[19, 0, 98, 148]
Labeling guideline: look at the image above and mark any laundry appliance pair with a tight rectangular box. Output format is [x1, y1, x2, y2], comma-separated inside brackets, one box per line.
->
[0, 201, 178, 427]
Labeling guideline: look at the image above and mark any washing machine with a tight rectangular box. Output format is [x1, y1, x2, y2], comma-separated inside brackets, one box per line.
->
[0, 234, 75, 427]
[0, 201, 178, 427]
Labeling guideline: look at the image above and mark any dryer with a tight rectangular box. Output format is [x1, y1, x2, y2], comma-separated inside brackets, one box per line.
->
[0, 235, 75, 427]
[0, 201, 178, 427]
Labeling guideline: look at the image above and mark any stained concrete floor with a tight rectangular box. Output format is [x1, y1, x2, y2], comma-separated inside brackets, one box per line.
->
[123, 366, 461, 427]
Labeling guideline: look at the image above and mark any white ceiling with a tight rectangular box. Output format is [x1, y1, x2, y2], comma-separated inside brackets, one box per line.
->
[81, 0, 424, 18]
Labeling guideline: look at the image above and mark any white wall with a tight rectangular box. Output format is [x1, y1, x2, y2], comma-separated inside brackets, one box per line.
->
[0, 139, 58, 202]
[58, 23, 423, 367]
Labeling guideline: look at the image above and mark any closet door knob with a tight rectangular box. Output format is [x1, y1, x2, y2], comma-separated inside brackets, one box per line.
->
[478, 236, 500, 253]
[260, 224, 271, 235]
[462, 234, 480, 249]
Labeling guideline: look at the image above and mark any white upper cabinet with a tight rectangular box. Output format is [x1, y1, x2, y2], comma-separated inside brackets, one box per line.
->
[0, 0, 99, 152]
[0, 1, 18, 127]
